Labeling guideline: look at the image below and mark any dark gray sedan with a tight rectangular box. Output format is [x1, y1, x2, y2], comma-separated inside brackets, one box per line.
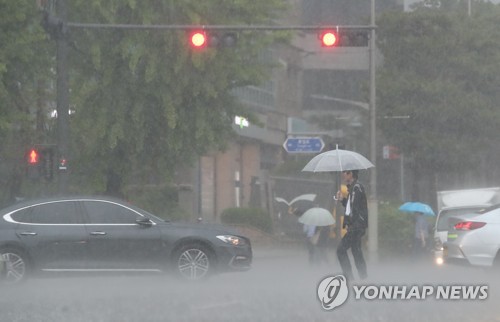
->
[0, 197, 252, 284]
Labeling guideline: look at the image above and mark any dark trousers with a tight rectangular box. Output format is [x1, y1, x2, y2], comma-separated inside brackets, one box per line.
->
[337, 228, 367, 280]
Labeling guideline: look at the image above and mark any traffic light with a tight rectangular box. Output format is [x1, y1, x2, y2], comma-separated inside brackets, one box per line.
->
[318, 29, 369, 47]
[319, 30, 338, 47]
[27, 148, 40, 165]
[209, 32, 238, 48]
[189, 30, 208, 49]
[58, 157, 67, 171]
[338, 30, 369, 47]
[188, 30, 238, 49]
[25, 146, 55, 181]
[41, 148, 55, 181]
[26, 148, 41, 180]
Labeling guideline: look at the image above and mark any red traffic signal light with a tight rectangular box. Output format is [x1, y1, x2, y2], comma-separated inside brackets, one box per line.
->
[319, 30, 338, 47]
[189, 31, 207, 49]
[187, 31, 238, 50]
[28, 148, 40, 164]
[318, 29, 369, 47]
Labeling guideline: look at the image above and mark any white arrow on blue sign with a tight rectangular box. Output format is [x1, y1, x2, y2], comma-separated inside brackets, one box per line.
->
[283, 137, 325, 154]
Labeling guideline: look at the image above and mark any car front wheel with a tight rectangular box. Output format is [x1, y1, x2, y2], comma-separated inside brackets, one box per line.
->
[174, 244, 213, 281]
[1, 249, 28, 284]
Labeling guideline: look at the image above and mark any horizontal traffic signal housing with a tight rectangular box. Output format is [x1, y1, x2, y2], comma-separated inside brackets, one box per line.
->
[318, 29, 369, 47]
[188, 30, 238, 49]
[209, 32, 238, 48]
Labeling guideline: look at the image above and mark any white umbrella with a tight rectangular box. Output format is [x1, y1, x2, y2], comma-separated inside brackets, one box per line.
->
[302, 148, 374, 172]
[274, 193, 316, 206]
[298, 207, 336, 226]
[275, 194, 317, 217]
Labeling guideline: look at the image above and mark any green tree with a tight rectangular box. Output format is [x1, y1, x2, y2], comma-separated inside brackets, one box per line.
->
[0, 0, 54, 205]
[62, 0, 288, 196]
[376, 4, 500, 199]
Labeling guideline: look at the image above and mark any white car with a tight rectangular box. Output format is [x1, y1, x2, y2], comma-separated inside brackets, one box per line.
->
[433, 206, 488, 265]
[443, 205, 500, 267]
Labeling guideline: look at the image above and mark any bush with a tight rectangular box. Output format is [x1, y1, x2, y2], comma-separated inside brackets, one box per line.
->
[125, 184, 189, 221]
[221, 207, 273, 233]
[378, 201, 416, 257]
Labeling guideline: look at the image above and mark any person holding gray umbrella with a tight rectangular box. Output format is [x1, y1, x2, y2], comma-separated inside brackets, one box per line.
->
[336, 169, 368, 280]
[298, 207, 335, 265]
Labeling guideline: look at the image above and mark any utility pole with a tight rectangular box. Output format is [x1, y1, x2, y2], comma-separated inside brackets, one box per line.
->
[368, 0, 379, 259]
[56, 0, 69, 194]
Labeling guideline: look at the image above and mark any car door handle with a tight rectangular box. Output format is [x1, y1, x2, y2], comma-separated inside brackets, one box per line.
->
[19, 232, 37, 236]
[90, 231, 107, 236]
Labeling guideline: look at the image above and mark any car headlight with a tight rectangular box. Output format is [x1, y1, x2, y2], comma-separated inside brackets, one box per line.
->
[216, 235, 247, 246]
[435, 257, 444, 266]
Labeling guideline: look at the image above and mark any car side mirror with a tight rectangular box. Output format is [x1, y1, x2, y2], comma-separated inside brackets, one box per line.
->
[136, 217, 153, 226]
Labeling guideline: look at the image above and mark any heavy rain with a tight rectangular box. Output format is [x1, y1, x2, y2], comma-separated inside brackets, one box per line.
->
[2, 0, 500, 321]
[1, 249, 499, 321]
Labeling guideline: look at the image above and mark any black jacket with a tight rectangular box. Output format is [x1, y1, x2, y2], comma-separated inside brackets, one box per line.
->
[341, 180, 368, 230]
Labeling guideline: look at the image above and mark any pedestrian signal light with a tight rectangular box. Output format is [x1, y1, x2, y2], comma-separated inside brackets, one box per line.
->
[319, 30, 338, 47]
[28, 148, 39, 164]
[59, 157, 67, 170]
[189, 31, 207, 49]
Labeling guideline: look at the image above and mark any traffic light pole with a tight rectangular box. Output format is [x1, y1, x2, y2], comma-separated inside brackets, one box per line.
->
[56, 0, 69, 194]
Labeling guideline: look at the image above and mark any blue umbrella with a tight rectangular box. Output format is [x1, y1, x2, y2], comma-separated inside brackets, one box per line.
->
[399, 202, 435, 216]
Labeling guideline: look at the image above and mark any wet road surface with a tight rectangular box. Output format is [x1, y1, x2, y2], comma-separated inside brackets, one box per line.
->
[0, 246, 498, 322]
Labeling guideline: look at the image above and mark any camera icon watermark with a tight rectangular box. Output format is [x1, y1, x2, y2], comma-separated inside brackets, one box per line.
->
[317, 275, 349, 310]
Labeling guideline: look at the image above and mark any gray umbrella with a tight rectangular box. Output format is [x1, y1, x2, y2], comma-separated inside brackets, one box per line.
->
[302, 148, 374, 172]
[298, 207, 336, 226]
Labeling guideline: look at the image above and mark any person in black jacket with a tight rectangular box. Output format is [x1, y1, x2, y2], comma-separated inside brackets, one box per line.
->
[336, 169, 368, 280]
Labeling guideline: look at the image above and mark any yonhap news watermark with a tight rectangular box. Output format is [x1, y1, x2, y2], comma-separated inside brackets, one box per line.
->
[317, 275, 489, 311]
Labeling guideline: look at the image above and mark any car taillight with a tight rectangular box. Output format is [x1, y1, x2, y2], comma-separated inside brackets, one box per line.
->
[454, 221, 486, 231]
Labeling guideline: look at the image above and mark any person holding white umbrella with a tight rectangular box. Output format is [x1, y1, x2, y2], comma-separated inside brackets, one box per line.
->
[302, 147, 373, 279]
[336, 169, 368, 280]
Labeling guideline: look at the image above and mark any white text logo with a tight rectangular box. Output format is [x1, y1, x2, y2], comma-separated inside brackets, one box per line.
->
[317, 277, 488, 310]
[353, 285, 488, 300]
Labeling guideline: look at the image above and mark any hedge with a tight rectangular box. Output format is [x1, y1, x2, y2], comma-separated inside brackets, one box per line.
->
[220, 207, 273, 233]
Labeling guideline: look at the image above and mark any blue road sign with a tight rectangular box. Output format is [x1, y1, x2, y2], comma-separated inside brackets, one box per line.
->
[283, 137, 325, 153]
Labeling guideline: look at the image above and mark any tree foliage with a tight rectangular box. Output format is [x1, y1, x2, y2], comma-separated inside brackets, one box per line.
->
[0, 0, 53, 205]
[0, 0, 288, 204]
[63, 0, 288, 196]
[376, 3, 500, 196]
